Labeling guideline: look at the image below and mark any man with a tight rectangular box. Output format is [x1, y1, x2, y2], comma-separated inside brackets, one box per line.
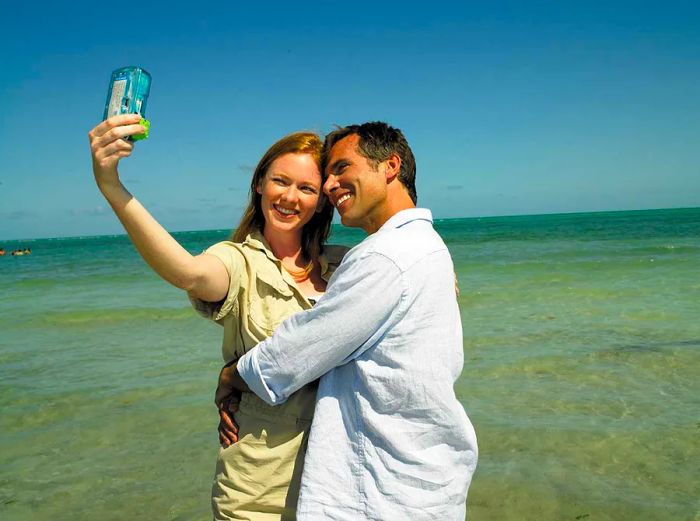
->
[218, 122, 478, 520]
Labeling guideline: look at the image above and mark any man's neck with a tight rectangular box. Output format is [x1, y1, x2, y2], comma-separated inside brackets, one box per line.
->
[363, 193, 416, 235]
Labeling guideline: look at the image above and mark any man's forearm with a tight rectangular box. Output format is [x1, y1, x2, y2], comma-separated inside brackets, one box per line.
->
[224, 363, 250, 393]
[236, 252, 406, 406]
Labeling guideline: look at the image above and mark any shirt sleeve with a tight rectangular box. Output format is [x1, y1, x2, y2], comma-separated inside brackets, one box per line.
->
[188, 241, 244, 322]
[237, 249, 407, 405]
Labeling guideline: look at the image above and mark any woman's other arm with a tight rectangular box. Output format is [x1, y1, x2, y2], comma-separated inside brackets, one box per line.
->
[88, 114, 228, 302]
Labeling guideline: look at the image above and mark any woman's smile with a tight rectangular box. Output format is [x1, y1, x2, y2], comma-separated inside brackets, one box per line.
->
[273, 204, 299, 217]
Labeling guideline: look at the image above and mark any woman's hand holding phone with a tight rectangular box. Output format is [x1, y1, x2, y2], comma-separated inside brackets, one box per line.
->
[88, 114, 146, 190]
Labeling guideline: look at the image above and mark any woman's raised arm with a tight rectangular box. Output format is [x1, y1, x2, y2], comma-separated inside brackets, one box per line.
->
[88, 114, 229, 302]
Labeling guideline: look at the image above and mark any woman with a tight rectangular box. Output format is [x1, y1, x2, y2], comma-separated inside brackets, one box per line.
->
[88, 114, 348, 520]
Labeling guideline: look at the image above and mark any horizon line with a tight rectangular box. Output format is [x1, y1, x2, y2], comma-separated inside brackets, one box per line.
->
[2, 205, 698, 243]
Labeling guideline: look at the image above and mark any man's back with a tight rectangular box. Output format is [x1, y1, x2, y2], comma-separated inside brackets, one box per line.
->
[296, 208, 478, 520]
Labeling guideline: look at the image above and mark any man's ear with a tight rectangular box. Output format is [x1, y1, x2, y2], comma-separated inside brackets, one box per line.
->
[384, 153, 402, 182]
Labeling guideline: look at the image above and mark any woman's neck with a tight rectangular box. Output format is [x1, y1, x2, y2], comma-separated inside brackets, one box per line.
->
[263, 227, 305, 264]
[263, 226, 326, 296]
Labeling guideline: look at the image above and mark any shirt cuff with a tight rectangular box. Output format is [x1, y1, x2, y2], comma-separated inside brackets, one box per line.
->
[236, 348, 280, 406]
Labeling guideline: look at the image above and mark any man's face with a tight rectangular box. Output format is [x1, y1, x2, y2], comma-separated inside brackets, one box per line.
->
[323, 134, 388, 233]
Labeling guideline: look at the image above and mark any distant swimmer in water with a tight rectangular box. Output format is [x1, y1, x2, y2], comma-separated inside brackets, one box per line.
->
[24, 248, 31, 255]
[11, 249, 24, 256]
[0, 248, 5, 256]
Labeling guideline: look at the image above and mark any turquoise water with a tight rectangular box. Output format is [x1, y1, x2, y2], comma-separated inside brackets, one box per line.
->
[1, 208, 699, 520]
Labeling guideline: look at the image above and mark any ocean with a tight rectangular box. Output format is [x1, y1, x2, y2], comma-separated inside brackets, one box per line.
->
[1, 208, 698, 520]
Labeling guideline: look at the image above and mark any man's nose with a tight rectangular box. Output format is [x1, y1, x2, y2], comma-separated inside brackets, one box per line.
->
[323, 175, 338, 196]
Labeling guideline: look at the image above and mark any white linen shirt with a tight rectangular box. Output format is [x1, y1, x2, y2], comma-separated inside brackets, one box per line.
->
[237, 208, 478, 520]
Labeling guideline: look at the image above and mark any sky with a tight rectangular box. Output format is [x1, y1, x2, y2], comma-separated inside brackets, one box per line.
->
[1, 1, 698, 240]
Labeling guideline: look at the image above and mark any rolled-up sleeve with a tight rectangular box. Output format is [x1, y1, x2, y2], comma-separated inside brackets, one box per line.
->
[188, 242, 243, 322]
[237, 250, 406, 405]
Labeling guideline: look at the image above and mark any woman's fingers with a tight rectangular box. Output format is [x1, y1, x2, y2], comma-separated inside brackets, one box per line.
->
[89, 114, 143, 140]
[89, 115, 145, 173]
[91, 123, 145, 153]
[92, 137, 135, 169]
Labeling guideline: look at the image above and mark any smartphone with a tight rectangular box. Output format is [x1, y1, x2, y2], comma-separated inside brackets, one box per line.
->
[103, 66, 151, 119]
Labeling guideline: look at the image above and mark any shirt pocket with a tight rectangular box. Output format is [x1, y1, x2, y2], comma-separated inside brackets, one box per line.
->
[247, 268, 298, 335]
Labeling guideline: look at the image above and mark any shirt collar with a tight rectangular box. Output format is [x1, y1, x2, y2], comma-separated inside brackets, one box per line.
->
[243, 230, 278, 262]
[378, 208, 433, 233]
[242, 229, 334, 280]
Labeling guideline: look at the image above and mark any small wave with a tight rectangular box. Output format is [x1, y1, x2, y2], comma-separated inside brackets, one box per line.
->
[10, 278, 59, 290]
[7, 272, 155, 290]
[40, 307, 195, 326]
[627, 244, 700, 255]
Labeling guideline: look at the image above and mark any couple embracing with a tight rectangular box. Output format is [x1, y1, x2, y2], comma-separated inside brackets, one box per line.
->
[88, 118, 478, 520]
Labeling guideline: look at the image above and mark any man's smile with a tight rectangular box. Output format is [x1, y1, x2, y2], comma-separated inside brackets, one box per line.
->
[334, 193, 352, 209]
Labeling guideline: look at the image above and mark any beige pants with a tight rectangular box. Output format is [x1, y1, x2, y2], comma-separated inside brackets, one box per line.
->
[212, 385, 316, 521]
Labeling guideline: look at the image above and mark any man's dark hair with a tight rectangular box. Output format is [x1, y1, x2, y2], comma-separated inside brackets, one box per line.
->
[322, 122, 417, 204]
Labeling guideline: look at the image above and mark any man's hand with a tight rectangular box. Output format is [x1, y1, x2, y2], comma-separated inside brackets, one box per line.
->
[215, 361, 250, 447]
[215, 360, 250, 406]
[218, 393, 240, 447]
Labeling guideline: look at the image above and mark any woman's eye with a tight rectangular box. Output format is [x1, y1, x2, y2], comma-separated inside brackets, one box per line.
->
[301, 186, 317, 194]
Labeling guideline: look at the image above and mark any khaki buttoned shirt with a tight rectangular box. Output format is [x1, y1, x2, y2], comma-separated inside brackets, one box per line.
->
[189, 232, 349, 520]
[191, 231, 348, 364]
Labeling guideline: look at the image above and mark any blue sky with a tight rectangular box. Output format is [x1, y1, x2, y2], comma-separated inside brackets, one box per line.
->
[1, 1, 698, 240]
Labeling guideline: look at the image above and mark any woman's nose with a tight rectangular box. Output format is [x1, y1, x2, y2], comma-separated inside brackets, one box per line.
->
[281, 185, 299, 202]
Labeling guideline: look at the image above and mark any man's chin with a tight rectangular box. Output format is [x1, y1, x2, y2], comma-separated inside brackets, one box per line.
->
[339, 213, 361, 229]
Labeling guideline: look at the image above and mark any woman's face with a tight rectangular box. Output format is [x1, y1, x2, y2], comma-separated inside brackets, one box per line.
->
[257, 152, 323, 237]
